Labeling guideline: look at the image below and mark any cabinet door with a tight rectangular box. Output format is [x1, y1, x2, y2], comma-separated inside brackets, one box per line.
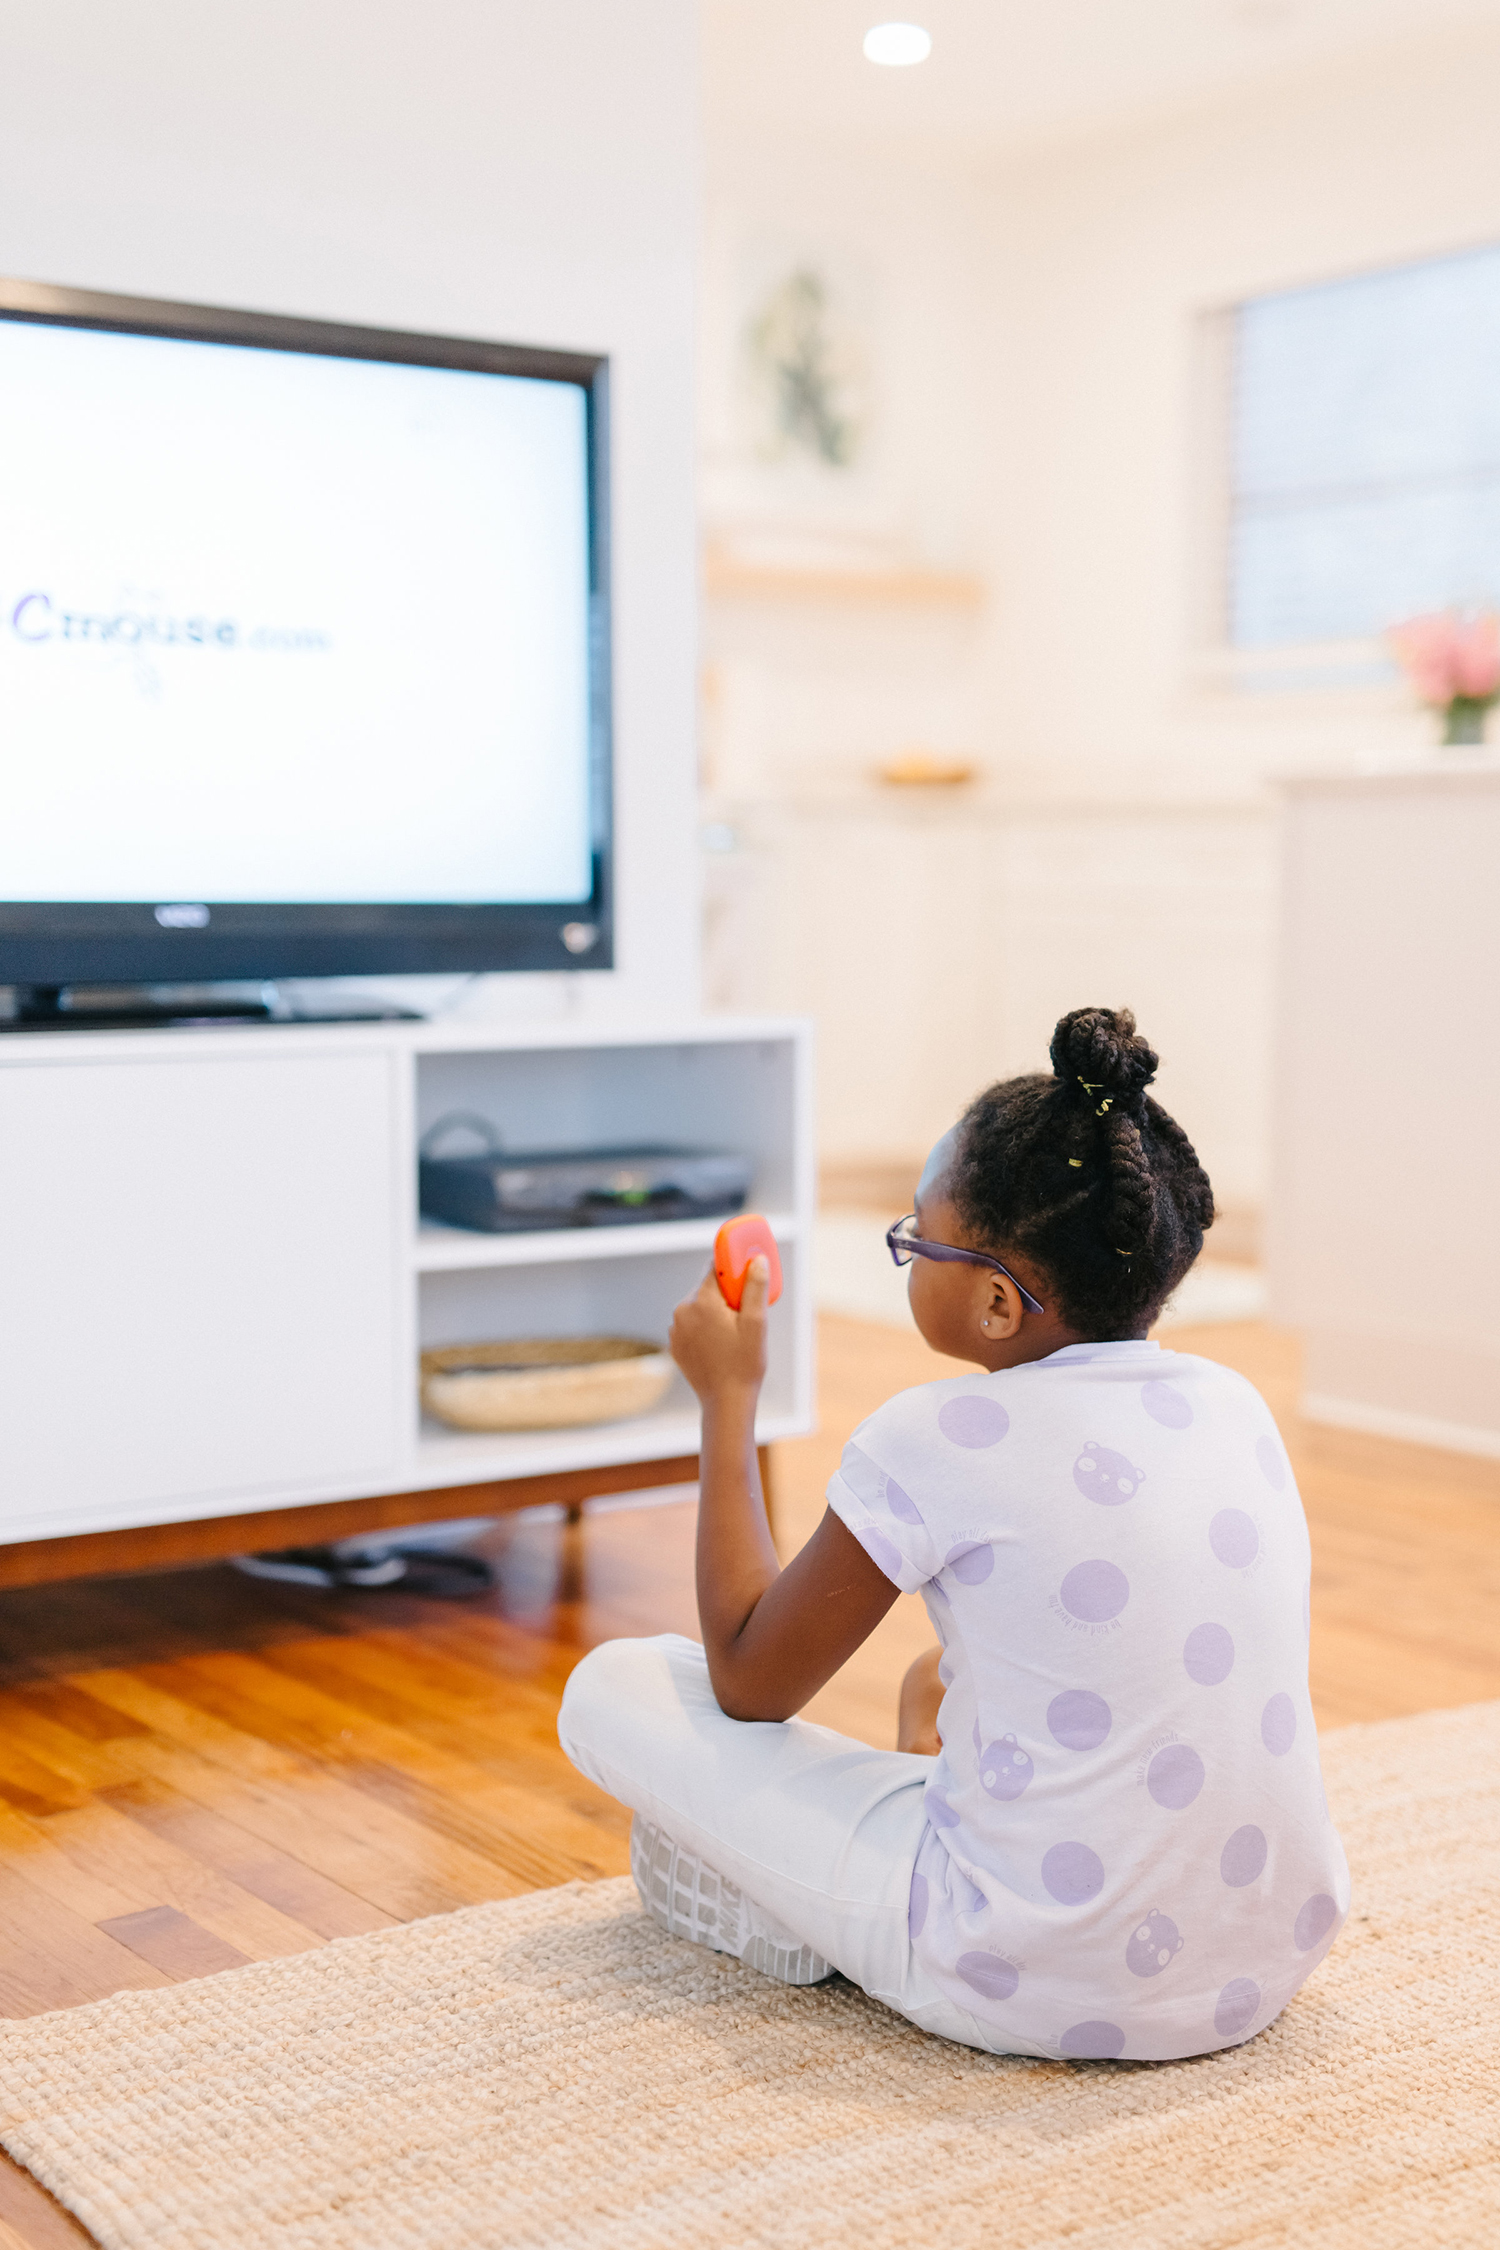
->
[0, 1047, 401, 1541]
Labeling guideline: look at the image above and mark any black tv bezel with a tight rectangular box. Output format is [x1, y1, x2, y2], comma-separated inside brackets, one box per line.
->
[0, 276, 614, 985]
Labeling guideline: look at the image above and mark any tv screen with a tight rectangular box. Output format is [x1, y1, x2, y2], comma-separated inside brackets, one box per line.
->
[0, 279, 611, 995]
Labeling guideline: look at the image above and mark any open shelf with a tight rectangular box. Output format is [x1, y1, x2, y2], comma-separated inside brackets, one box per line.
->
[412, 1402, 805, 1486]
[414, 1231, 808, 1472]
[413, 1211, 799, 1272]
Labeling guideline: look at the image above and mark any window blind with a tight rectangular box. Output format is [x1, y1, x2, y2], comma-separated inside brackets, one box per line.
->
[1231, 241, 1500, 649]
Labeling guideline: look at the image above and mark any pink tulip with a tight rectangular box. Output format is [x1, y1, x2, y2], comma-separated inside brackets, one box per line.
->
[1389, 610, 1500, 705]
[1452, 613, 1500, 698]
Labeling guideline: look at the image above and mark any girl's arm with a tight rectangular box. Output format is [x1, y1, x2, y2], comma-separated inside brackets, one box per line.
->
[670, 1259, 900, 1721]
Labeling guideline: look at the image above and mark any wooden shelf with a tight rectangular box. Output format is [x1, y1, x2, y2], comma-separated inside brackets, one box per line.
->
[414, 1211, 799, 1272]
[703, 556, 984, 612]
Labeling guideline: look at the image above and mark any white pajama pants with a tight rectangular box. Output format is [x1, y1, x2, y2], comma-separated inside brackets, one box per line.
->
[557, 1632, 1022, 2054]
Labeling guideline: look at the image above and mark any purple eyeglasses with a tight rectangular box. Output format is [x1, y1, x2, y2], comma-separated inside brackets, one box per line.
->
[886, 1213, 1047, 1316]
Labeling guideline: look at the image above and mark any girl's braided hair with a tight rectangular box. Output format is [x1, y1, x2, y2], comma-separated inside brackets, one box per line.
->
[947, 1006, 1216, 1338]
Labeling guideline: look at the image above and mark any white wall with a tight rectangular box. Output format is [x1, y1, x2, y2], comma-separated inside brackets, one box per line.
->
[977, 16, 1500, 803]
[703, 18, 1500, 1213]
[700, 132, 991, 800]
[0, 0, 701, 1024]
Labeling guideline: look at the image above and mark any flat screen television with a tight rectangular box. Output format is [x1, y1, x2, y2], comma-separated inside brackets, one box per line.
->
[0, 276, 612, 1022]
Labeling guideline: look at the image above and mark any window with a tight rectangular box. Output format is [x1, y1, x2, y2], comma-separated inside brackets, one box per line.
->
[1229, 242, 1500, 650]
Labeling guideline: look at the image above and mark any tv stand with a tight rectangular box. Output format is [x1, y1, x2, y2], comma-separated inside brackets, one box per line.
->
[0, 1014, 812, 1587]
[1, 983, 422, 1032]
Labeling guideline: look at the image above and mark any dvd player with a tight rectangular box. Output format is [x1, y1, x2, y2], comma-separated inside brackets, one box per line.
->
[418, 1143, 751, 1234]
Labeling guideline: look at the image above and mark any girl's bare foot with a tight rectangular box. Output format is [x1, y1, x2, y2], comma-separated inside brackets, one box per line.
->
[897, 1644, 944, 1755]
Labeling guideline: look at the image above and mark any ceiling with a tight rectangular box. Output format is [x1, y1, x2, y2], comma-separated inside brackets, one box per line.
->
[703, 0, 1500, 164]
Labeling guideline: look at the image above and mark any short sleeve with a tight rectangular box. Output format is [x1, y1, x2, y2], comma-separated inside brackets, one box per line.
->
[826, 1399, 945, 1593]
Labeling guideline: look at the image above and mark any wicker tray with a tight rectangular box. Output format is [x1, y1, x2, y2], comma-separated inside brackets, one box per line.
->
[420, 1336, 674, 1432]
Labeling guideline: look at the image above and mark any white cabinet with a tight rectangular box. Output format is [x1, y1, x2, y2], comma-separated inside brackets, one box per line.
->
[1269, 761, 1500, 1458]
[0, 1015, 813, 1552]
[705, 795, 1276, 1215]
[0, 1045, 402, 1541]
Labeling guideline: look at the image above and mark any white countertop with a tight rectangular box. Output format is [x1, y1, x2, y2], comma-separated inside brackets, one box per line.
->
[1276, 751, 1500, 796]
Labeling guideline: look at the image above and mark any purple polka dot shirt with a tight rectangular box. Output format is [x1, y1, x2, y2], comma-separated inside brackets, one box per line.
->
[826, 1339, 1349, 2061]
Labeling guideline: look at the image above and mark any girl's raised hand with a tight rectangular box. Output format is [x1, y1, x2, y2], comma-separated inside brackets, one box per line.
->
[669, 1255, 770, 1402]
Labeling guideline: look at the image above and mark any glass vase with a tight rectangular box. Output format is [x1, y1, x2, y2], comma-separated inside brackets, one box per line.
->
[1442, 698, 1491, 745]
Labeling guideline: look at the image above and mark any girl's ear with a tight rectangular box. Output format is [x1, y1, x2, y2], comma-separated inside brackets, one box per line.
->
[980, 1270, 1026, 1341]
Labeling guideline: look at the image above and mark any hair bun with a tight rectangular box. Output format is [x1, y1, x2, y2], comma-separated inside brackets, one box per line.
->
[1050, 1006, 1158, 1118]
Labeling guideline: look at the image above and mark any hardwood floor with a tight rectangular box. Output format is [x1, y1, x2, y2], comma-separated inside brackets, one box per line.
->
[0, 1312, 1497, 2247]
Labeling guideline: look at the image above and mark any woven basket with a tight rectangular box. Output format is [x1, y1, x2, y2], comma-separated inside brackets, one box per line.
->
[420, 1336, 674, 1432]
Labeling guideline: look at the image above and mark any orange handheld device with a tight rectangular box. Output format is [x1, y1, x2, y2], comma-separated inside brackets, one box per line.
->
[713, 1215, 783, 1311]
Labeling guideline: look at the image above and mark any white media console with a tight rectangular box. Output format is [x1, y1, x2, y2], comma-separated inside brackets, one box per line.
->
[0, 1013, 814, 1583]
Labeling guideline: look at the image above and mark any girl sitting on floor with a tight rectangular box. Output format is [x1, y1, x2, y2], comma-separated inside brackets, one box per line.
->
[558, 1007, 1348, 2062]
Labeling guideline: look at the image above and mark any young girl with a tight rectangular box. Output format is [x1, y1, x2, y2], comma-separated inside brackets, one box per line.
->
[558, 1007, 1348, 2061]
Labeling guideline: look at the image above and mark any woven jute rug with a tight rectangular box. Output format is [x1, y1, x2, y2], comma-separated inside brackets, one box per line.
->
[2, 1702, 1497, 2250]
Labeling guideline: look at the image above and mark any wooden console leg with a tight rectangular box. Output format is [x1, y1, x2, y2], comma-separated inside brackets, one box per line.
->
[564, 1502, 584, 1526]
[757, 1444, 775, 1544]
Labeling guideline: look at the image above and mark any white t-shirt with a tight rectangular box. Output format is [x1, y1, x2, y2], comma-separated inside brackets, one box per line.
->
[826, 1339, 1349, 2061]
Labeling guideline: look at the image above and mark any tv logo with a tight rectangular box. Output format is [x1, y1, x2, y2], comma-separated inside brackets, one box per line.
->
[10, 593, 327, 651]
[155, 904, 211, 929]
[11, 592, 236, 647]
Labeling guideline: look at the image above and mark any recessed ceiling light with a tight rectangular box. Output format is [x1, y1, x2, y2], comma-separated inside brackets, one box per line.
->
[863, 22, 932, 68]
